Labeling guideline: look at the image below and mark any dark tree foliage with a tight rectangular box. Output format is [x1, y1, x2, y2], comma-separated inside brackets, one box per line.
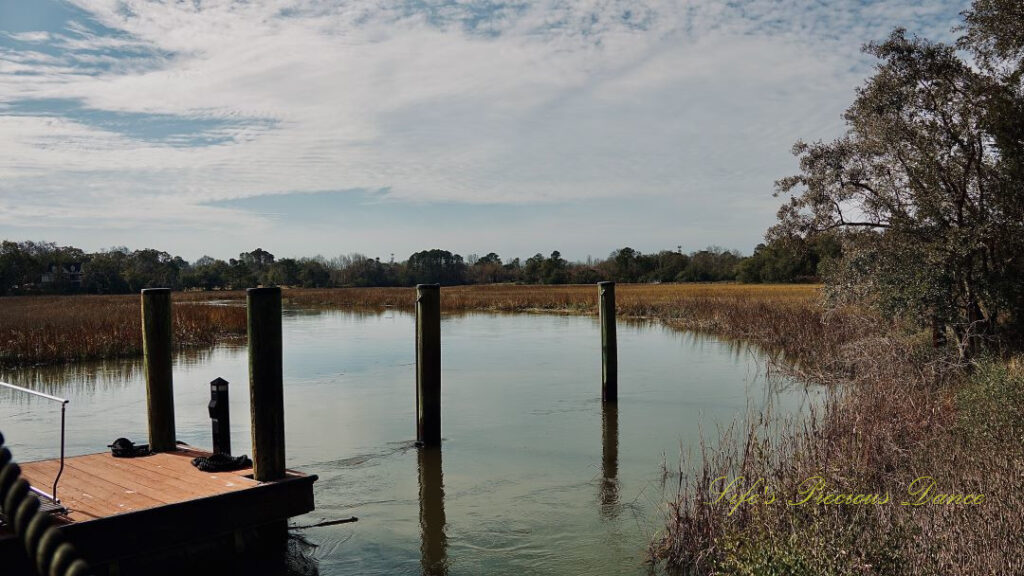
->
[608, 247, 643, 282]
[238, 248, 275, 271]
[646, 250, 691, 283]
[81, 250, 130, 293]
[267, 258, 302, 287]
[2, 239, 825, 296]
[468, 252, 506, 284]
[407, 249, 467, 285]
[0, 241, 44, 294]
[0, 241, 86, 294]
[675, 248, 743, 282]
[738, 234, 841, 284]
[123, 249, 182, 291]
[297, 258, 332, 288]
[540, 251, 568, 284]
[522, 253, 545, 284]
[960, 0, 1024, 74]
[774, 3, 1024, 353]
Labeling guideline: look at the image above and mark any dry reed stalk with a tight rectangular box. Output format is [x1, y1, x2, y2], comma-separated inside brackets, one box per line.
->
[649, 321, 1024, 576]
[0, 294, 246, 367]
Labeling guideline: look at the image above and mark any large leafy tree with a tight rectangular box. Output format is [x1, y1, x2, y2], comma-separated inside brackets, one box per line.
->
[407, 249, 467, 285]
[773, 5, 1024, 355]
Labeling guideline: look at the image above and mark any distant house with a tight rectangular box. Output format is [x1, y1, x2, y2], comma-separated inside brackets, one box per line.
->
[41, 262, 84, 288]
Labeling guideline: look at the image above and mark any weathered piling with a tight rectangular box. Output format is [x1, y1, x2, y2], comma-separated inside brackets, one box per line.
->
[598, 281, 617, 402]
[142, 288, 176, 452]
[416, 284, 442, 446]
[247, 287, 285, 481]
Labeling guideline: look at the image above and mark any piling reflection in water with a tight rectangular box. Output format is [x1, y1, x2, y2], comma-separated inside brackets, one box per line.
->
[600, 402, 619, 518]
[418, 446, 448, 575]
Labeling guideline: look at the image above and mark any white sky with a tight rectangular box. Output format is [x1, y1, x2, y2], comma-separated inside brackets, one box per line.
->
[0, 0, 969, 262]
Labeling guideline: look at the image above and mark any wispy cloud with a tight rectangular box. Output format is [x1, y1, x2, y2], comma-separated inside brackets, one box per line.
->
[0, 0, 970, 259]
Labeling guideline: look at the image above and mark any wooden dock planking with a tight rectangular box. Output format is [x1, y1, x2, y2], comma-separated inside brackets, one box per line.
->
[24, 458, 166, 517]
[3, 446, 316, 574]
[18, 448, 268, 523]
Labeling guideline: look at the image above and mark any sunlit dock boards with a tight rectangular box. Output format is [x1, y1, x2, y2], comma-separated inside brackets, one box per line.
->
[0, 446, 316, 575]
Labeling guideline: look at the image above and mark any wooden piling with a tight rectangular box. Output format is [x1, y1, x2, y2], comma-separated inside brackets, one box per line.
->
[141, 288, 176, 452]
[247, 287, 285, 481]
[598, 281, 617, 402]
[416, 284, 442, 446]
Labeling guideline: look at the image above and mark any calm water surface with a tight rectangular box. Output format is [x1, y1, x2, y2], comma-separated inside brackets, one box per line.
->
[0, 310, 815, 575]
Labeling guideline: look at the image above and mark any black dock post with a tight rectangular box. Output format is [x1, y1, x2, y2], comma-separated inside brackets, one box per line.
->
[209, 377, 231, 456]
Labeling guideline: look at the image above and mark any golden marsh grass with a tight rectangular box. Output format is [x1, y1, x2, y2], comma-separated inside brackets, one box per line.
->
[2, 284, 829, 368]
[0, 294, 246, 368]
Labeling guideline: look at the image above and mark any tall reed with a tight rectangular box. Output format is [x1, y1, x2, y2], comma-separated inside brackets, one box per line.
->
[0, 294, 246, 367]
[2, 284, 824, 368]
[648, 311, 1024, 575]
[2, 284, 831, 368]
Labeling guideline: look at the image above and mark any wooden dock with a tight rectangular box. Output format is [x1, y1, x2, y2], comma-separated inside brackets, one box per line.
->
[2, 288, 318, 574]
[0, 446, 316, 575]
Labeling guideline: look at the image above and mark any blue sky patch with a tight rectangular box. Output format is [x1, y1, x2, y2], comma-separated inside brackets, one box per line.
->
[4, 98, 277, 146]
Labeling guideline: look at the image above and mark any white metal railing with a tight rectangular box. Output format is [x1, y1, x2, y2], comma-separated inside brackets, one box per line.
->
[0, 381, 69, 503]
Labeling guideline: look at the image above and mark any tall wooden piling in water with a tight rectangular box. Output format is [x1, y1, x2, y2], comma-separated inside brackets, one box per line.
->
[248, 287, 286, 481]
[598, 281, 617, 402]
[416, 284, 442, 446]
[142, 287, 176, 452]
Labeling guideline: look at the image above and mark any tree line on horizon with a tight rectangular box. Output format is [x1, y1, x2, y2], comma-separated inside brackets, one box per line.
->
[0, 235, 840, 295]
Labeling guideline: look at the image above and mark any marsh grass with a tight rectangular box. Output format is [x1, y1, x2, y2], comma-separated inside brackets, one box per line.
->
[0, 294, 246, 367]
[280, 284, 864, 370]
[649, 325, 1024, 575]
[2, 284, 827, 368]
